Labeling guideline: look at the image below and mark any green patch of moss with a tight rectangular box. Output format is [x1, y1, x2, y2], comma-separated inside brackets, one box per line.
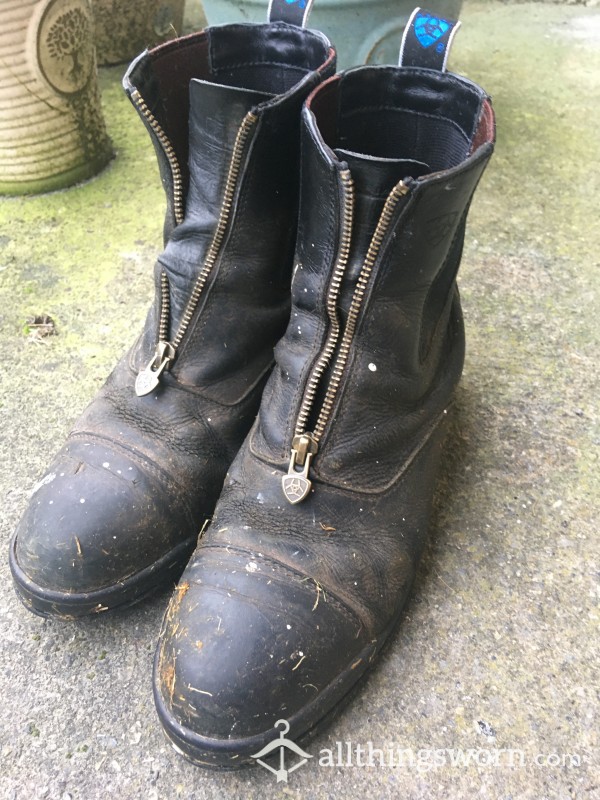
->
[28, 722, 40, 737]
[0, 65, 163, 359]
[453, 3, 600, 267]
[0, 66, 166, 420]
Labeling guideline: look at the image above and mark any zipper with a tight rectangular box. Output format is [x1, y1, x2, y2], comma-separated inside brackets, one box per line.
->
[293, 170, 355, 437]
[282, 177, 411, 505]
[130, 89, 184, 227]
[134, 111, 258, 398]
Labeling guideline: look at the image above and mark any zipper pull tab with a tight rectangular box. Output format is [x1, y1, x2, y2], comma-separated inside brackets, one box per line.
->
[282, 434, 318, 505]
[135, 341, 175, 397]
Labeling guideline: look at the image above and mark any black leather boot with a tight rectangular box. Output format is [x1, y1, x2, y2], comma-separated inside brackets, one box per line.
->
[154, 11, 495, 768]
[9, 8, 335, 618]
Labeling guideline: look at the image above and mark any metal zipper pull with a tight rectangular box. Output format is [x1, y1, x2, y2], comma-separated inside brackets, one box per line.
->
[282, 434, 318, 505]
[135, 341, 175, 397]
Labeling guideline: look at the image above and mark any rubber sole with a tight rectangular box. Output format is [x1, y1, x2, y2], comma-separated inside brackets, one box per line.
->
[9, 532, 198, 620]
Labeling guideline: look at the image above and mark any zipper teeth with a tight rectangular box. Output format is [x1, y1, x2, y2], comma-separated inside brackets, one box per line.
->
[294, 170, 355, 437]
[312, 180, 409, 442]
[171, 112, 258, 350]
[130, 89, 184, 226]
[158, 270, 170, 342]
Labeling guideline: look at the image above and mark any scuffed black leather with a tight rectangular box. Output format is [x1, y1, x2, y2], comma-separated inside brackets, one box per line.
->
[155, 66, 495, 765]
[156, 419, 448, 744]
[123, 23, 334, 242]
[126, 27, 336, 405]
[10, 23, 335, 612]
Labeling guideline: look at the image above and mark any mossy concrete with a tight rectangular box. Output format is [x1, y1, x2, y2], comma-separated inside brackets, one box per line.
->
[0, 3, 598, 799]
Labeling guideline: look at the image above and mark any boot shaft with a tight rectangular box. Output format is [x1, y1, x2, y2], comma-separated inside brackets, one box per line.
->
[123, 22, 334, 240]
[121, 21, 335, 402]
[253, 63, 495, 496]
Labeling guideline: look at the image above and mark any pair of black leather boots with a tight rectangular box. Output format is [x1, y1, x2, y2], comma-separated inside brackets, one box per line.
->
[10, 3, 495, 769]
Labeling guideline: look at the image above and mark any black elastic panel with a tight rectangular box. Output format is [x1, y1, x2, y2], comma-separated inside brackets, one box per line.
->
[331, 67, 484, 172]
[339, 108, 469, 172]
[208, 23, 330, 95]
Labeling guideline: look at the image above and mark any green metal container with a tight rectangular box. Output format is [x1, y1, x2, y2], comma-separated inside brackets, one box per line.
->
[201, 0, 463, 69]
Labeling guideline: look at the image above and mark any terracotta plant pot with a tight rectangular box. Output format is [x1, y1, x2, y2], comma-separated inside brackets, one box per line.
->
[0, 0, 113, 195]
[92, 0, 186, 65]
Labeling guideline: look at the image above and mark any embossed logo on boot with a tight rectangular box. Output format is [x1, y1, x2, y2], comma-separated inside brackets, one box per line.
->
[414, 13, 451, 49]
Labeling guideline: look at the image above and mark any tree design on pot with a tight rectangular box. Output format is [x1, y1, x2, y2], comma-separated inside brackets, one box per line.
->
[0, 0, 113, 195]
[46, 7, 91, 86]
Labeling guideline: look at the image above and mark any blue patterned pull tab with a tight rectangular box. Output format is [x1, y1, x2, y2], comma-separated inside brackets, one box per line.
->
[399, 7, 461, 71]
[268, 0, 314, 27]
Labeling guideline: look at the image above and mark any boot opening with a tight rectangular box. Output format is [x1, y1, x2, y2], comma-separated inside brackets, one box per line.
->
[129, 24, 333, 213]
[308, 68, 491, 174]
[207, 23, 333, 94]
[147, 24, 331, 145]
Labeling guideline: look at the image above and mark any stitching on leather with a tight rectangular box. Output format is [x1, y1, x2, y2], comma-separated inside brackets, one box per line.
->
[177, 114, 262, 361]
[308, 191, 416, 449]
[67, 431, 196, 525]
[212, 60, 309, 74]
[418, 208, 468, 364]
[199, 542, 370, 633]
[357, 65, 482, 101]
[124, 351, 268, 409]
[342, 105, 471, 144]
[295, 126, 338, 364]
[154, 115, 279, 407]
[288, 167, 355, 450]
[278, 235, 333, 447]
[279, 183, 336, 451]
[317, 407, 451, 497]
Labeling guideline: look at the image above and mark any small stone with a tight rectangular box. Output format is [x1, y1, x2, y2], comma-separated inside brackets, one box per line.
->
[478, 720, 496, 737]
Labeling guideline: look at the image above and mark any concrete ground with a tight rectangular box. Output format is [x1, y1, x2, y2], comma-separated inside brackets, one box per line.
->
[1, 2, 598, 798]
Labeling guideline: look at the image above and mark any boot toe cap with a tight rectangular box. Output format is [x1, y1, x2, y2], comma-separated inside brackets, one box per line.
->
[10, 437, 196, 615]
[153, 543, 368, 766]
